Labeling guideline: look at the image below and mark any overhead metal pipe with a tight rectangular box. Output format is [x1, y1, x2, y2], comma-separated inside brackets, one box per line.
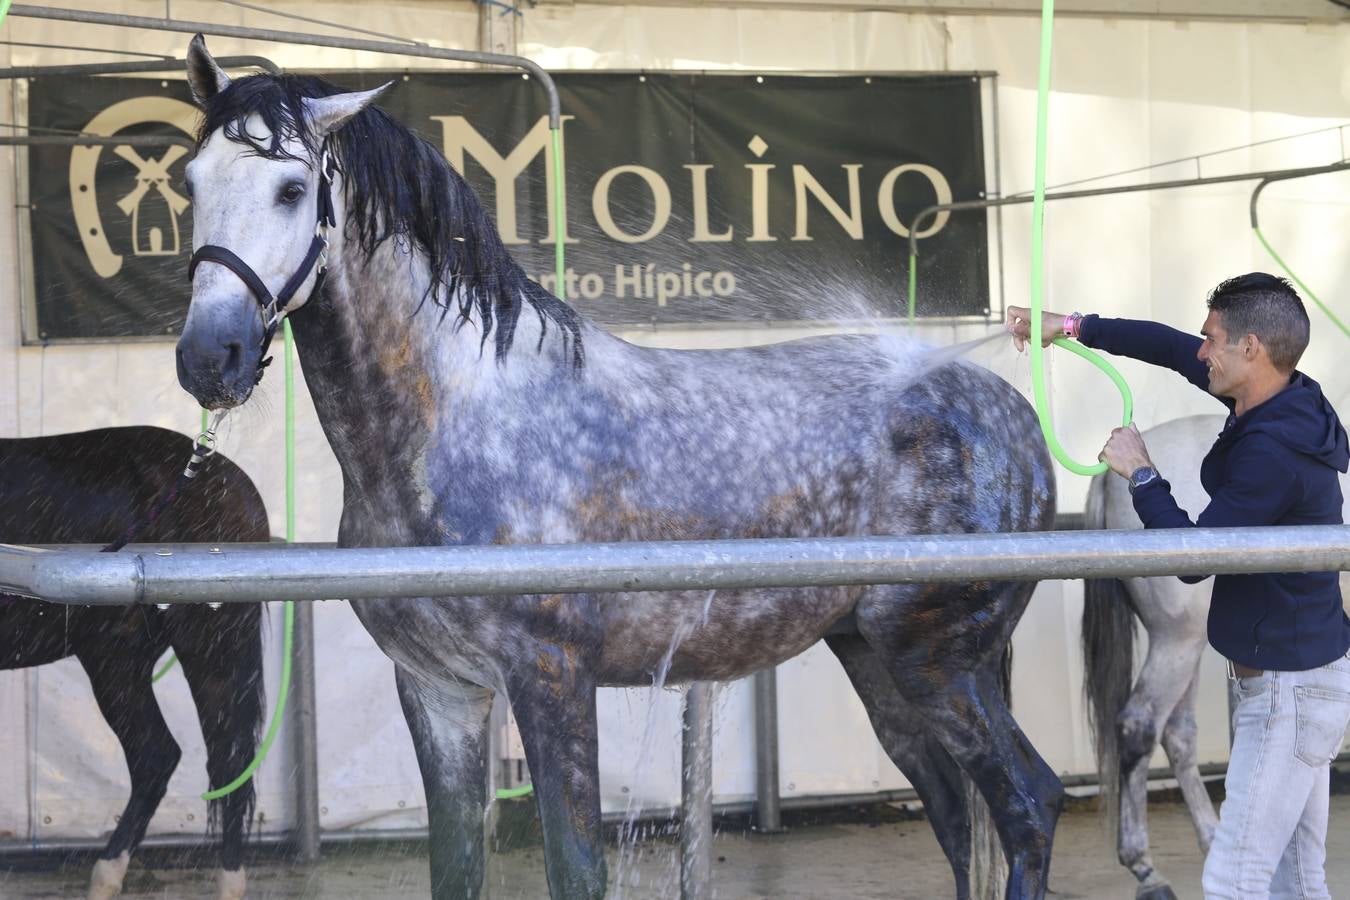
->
[1249, 161, 1350, 228]
[7, 5, 561, 127]
[0, 55, 280, 79]
[0, 134, 194, 149]
[4, 524, 1350, 608]
[907, 159, 1350, 265]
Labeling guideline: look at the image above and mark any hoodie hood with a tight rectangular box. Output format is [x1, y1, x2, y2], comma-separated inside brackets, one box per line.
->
[1228, 372, 1349, 473]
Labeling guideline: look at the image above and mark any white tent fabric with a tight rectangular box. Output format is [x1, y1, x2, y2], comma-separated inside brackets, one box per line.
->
[0, 0, 1347, 842]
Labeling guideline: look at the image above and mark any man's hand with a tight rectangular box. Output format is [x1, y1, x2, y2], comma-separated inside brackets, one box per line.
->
[1005, 306, 1067, 352]
[1099, 423, 1154, 479]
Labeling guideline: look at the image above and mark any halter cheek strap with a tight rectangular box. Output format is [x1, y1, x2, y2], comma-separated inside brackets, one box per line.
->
[187, 141, 339, 377]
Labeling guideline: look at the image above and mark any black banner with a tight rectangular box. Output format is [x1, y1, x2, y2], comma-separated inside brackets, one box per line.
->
[27, 72, 988, 339]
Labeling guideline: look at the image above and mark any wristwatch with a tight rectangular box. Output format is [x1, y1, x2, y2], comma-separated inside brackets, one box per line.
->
[1128, 466, 1160, 495]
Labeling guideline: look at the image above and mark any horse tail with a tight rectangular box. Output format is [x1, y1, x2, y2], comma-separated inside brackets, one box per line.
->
[1081, 472, 1137, 842]
[969, 642, 1013, 900]
[196, 449, 270, 839]
[206, 601, 266, 836]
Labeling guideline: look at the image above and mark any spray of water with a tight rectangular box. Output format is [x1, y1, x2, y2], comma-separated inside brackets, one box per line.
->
[610, 589, 717, 897]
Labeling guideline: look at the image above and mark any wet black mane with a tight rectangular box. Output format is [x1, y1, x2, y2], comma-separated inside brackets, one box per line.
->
[197, 73, 583, 368]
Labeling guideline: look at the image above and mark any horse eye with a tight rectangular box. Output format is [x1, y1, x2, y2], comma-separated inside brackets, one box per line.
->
[278, 182, 305, 205]
[184, 178, 195, 200]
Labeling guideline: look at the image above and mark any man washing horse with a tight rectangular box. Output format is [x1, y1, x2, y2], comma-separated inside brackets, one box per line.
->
[1008, 272, 1350, 898]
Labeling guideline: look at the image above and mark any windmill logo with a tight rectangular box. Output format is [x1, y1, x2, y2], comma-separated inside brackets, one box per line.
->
[69, 96, 198, 278]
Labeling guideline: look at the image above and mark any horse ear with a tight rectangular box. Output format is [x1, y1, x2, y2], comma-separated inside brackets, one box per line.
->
[302, 82, 394, 137]
[186, 34, 231, 107]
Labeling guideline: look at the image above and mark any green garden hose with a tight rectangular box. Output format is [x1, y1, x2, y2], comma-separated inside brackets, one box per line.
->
[201, 321, 297, 802]
[1027, 0, 1133, 476]
[1254, 226, 1350, 341]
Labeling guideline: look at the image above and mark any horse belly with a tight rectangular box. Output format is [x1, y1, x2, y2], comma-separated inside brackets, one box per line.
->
[349, 595, 504, 689]
[594, 585, 859, 685]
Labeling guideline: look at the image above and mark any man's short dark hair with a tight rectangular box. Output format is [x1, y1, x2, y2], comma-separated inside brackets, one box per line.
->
[1206, 272, 1309, 374]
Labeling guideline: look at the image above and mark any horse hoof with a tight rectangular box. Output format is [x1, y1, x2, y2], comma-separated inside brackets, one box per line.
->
[1137, 883, 1179, 900]
[87, 851, 130, 900]
[216, 867, 247, 900]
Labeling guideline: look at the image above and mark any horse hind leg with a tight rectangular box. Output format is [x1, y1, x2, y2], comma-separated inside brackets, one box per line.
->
[857, 582, 1064, 900]
[1160, 653, 1217, 855]
[396, 665, 495, 900]
[1116, 633, 1206, 900]
[172, 605, 265, 900]
[77, 651, 181, 900]
[826, 632, 974, 900]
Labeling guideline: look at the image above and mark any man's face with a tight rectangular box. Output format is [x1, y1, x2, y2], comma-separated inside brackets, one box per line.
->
[1197, 310, 1249, 398]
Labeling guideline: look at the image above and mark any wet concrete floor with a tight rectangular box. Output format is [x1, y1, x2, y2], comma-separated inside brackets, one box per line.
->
[4, 791, 1350, 898]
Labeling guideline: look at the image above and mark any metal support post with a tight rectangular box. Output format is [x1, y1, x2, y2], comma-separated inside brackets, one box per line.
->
[680, 682, 714, 900]
[478, 0, 518, 56]
[752, 667, 783, 833]
[291, 600, 321, 862]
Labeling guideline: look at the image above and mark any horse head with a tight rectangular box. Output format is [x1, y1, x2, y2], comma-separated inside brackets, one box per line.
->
[176, 35, 388, 409]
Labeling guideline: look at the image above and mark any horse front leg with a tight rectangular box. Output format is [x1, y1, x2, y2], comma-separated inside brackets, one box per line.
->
[395, 666, 495, 900]
[506, 652, 606, 900]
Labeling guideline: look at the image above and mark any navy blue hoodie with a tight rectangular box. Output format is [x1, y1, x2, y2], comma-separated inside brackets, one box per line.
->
[1080, 315, 1350, 671]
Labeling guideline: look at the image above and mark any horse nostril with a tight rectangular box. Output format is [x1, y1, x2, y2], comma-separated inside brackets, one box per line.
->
[221, 341, 243, 379]
[175, 345, 190, 384]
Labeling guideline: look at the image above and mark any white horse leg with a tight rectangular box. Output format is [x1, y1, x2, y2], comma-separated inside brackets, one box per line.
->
[1117, 633, 1201, 900]
[215, 866, 247, 900]
[1159, 658, 1219, 855]
[87, 850, 130, 900]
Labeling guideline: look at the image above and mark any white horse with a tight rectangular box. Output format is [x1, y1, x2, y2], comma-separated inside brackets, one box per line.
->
[1081, 413, 1350, 900]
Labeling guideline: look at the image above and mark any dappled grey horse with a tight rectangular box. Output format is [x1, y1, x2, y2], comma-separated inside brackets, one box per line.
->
[1083, 413, 1350, 900]
[175, 37, 1061, 899]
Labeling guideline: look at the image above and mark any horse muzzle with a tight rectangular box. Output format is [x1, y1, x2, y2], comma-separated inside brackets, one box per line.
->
[176, 293, 266, 409]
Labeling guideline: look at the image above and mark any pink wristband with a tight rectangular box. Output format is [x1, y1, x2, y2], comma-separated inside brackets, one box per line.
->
[1064, 312, 1082, 339]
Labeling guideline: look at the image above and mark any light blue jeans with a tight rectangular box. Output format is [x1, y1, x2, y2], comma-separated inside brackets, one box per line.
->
[1202, 653, 1350, 899]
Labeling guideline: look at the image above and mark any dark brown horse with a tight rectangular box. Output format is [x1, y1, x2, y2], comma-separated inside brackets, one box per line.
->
[0, 425, 268, 900]
[176, 37, 1062, 899]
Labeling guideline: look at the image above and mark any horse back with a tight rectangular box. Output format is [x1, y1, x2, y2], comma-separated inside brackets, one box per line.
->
[0, 425, 269, 545]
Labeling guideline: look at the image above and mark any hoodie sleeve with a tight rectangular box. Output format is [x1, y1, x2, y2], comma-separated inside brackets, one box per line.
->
[1130, 434, 1299, 582]
[1077, 316, 1218, 400]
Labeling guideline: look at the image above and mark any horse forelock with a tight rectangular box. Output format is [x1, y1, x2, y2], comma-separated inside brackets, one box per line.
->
[196, 73, 584, 370]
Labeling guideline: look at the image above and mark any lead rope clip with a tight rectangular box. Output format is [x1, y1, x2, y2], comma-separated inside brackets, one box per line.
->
[184, 410, 227, 479]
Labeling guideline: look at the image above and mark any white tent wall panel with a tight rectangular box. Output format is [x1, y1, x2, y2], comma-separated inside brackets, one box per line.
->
[0, 1, 1345, 841]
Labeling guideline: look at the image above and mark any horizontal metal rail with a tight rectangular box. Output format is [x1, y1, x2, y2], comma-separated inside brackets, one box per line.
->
[3, 524, 1348, 607]
[907, 159, 1350, 263]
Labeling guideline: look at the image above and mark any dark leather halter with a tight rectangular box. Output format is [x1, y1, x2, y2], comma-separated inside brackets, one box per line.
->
[187, 141, 338, 377]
